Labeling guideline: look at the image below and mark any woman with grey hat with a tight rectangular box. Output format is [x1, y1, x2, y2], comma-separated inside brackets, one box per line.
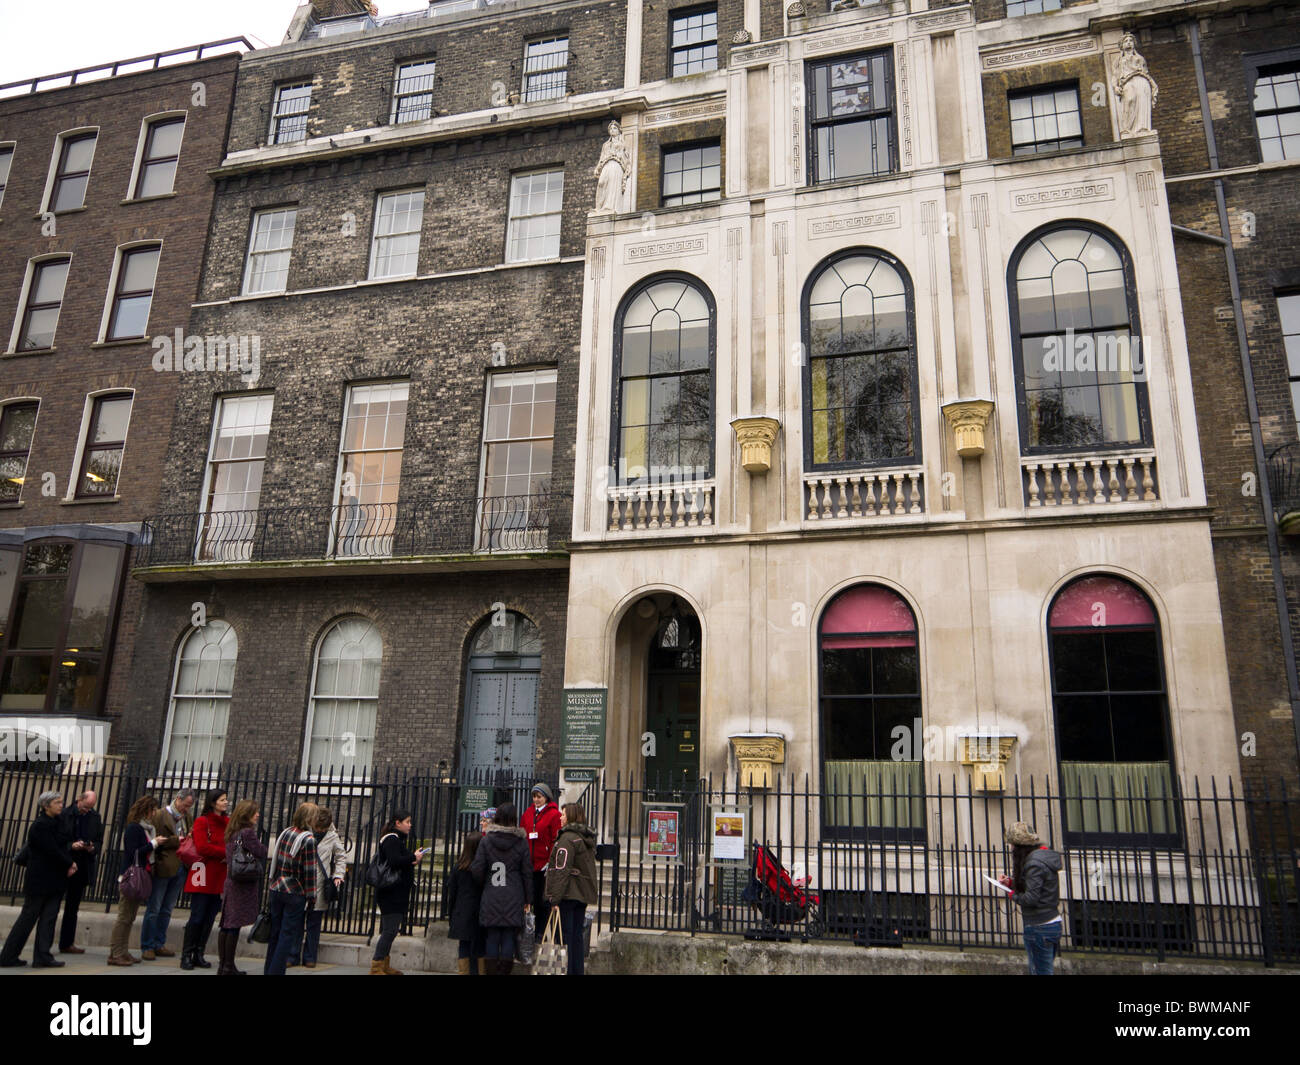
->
[997, 822, 1063, 975]
[521, 782, 561, 939]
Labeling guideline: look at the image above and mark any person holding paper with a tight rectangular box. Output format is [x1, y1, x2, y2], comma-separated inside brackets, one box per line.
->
[997, 822, 1062, 975]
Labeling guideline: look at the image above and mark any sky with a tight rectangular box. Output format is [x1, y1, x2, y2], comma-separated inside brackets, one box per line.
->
[0, 0, 431, 86]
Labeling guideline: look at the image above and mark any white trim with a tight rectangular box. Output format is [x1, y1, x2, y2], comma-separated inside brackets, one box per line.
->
[158, 620, 238, 774]
[329, 379, 410, 557]
[0, 140, 15, 210]
[0, 396, 41, 504]
[301, 615, 383, 779]
[95, 240, 163, 343]
[124, 111, 187, 201]
[39, 127, 98, 214]
[242, 205, 298, 295]
[368, 188, 425, 280]
[65, 388, 135, 502]
[6, 253, 72, 354]
[196, 392, 276, 562]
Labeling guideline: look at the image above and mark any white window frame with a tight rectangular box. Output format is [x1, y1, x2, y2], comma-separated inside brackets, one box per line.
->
[197, 392, 276, 563]
[475, 367, 556, 551]
[96, 241, 163, 342]
[0, 142, 15, 210]
[270, 81, 313, 145]
[66, 388, 134, 502]
[125, 111, 187, 201]
[7, 254, 73, 354]
[330, 380, 410, 557]
[522, 36, 570, 102]
[159, 620, 239, 772]
[390, 58, 437, 124]
[242, 206, 298, 295]
[505, 169, 564, 263]
[301, 615, 383, 779]
[39, 127, 98, 214]
[368, 189, 425, 280]
[0, 397, 41, 505]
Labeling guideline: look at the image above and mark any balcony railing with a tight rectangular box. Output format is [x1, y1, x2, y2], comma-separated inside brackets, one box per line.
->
[804, 468, 924, 521]
[137, 493, 566, 567]
[0, 38, 252, 99]
[607, 482, 715, 532]
[1267, 443, 1300, 535]
[1022, 452, 1158, 508]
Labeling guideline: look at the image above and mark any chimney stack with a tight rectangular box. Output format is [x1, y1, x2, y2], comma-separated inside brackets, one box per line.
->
[310, 0, 376, 18]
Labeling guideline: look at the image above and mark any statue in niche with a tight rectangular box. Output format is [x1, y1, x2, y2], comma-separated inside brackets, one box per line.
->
[1114, 32, 1158, 137]
[593, 120, 630, 214]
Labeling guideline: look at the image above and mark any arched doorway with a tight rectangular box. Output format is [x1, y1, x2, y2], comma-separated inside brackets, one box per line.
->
[643, 597, 701, 797]
[461, 611, 542, 780]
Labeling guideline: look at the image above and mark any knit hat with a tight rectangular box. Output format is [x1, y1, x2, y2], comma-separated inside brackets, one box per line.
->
[480, 807, 497, 822]
[531, 782, 555, 803]
[1005, 821, 1042, 846]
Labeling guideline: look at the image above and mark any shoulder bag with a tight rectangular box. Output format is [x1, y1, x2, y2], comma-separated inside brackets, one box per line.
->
[316, 843, 340, 906]
[364, 832, 401, 892]
[119, 851, 153, 903]
[228, 832, 264, 884]
[533, 908, 565, 976]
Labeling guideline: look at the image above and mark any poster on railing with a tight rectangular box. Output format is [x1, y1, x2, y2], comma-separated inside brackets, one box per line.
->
[646, 807, 680, 859]
[710, 809, 746, 861]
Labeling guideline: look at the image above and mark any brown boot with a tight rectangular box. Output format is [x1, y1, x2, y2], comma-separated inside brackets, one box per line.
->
[478, 957, 490, 975]
[368, 958, 387, 974]
[380, 955, 403, 975]
[456, 958, 471, 975]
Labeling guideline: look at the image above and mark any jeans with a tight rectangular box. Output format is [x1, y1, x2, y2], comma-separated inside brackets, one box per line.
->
[185, 893, 222, 952]
[141, 871, 184, 951]
[372, 912, 401, 961]
[483, 926, 517, 961]
[558, 900, 586, 976]
[1024, 920, 1062, 975]
[59, 870, 91, 949]
[0, 891, 63, 964]
[264, 891, 308, 976]
[299, 908, 324, 965]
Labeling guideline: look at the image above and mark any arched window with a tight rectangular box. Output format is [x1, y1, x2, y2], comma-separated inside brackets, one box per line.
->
[803, 249, 918, 469]
[1009, 223, 1149, 452]
[304, 616, 382, 776]
[612, 275, 714, 484]
[818, 583, 924, 839]
[1048, 575, 1177, 842]
[161, 620, 237, 770]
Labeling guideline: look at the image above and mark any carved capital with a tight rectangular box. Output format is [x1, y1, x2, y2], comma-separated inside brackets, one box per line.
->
[786, 1, 807, 18]
[730, 734, 785, 789]
[731, 416, 780, 473]
[958, 733, 1017, 794]
[942, 399, 995, 458]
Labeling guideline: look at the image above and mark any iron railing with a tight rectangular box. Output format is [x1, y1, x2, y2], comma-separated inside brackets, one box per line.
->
[596, 772, 1299, 964]
[1267, 442, 1300, 526]
[137, 492, 567, 567]
[0, 761, 557, 939]
[0, 38, 253, 99]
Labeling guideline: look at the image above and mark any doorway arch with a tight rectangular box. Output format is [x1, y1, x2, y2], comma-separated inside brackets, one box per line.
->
[460, 611, 542, 780]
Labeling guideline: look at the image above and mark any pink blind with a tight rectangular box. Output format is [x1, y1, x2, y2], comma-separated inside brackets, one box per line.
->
[821, 585, 916, 649]
[1049, 575, 1155, 629]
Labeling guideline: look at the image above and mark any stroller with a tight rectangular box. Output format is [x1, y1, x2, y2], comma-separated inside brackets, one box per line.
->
[742, 842, 822, 939]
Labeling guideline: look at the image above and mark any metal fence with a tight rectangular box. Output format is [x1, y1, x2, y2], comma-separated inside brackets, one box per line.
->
[0, 761, 559, 939]
[596, 772, 1300, 965]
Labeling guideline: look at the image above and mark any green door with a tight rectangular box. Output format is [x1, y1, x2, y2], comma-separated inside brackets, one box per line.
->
[645, 672, 699, 797]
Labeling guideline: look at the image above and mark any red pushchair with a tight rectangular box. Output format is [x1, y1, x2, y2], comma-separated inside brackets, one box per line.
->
[742, 843, 822, 933]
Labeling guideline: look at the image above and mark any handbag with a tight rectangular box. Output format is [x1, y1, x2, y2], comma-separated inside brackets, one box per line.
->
[515, 911, 536, 965]
[119, 854, 153, 903]
[364, 833, 401, 892]
[533, 908, 565, 975]
[228, 833, 264, 884]
[248, 908, 272, 944]
[316, 845, 340, 907]
[13, 844, 29, 868]
[177, 834, 202, 868]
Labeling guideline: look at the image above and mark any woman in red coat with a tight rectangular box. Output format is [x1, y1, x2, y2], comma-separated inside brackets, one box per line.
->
[180, 789, 229, 970]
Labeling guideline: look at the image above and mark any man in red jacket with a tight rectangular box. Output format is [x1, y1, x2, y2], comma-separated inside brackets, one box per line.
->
[521, 783, 561, 940]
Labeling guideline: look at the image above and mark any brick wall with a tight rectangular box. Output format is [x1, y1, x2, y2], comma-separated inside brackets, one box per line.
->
[980, 55, 1112, 160]
[635, 117, 727, 211]
[640, 0, 747, 84]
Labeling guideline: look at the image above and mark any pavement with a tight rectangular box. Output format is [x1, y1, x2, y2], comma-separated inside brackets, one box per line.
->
[0, 944, 438, 976]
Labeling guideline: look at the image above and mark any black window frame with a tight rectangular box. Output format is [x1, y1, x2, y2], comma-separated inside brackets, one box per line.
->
[270, 81, 313, 145]
[18, 257, 71, 352]
[1007, 220, 1153, 456]
[74, 392, 133, 500]
[0, 143, 13, 209]
[50, 131, 96, 213]
[800, 246, 921, 473]
[133, 115, 185, 199]
[0, 537, 128, 716]
[1008, 81, 1084, 156]
[1245, 49, 1300, 164]
[610, 272, 717, 486]
[816, 583, 926, 844]
[805, 48, 897, 186]
[669, 4, 719, 79]
[106, 244, 161, 341]
[1279, 290, 1300, 426]
[659, 138, 722, 207]
[1046, 575, 1182, 849]
[0, 401, 39, 505]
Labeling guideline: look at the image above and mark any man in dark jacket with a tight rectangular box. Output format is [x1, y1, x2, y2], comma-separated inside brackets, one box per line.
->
[0, 792, 77, 968]
[1002, 821, 1063, 975]
[521, 783, 560, 939]
[57, 789, 103, 954]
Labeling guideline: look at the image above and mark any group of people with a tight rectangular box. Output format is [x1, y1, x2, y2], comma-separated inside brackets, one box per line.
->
[444, 783, 597, 976]
[1, 781, 595, 976]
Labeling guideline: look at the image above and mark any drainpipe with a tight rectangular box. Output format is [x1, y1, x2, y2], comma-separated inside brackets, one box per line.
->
[1187, 20, 1300, 769]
